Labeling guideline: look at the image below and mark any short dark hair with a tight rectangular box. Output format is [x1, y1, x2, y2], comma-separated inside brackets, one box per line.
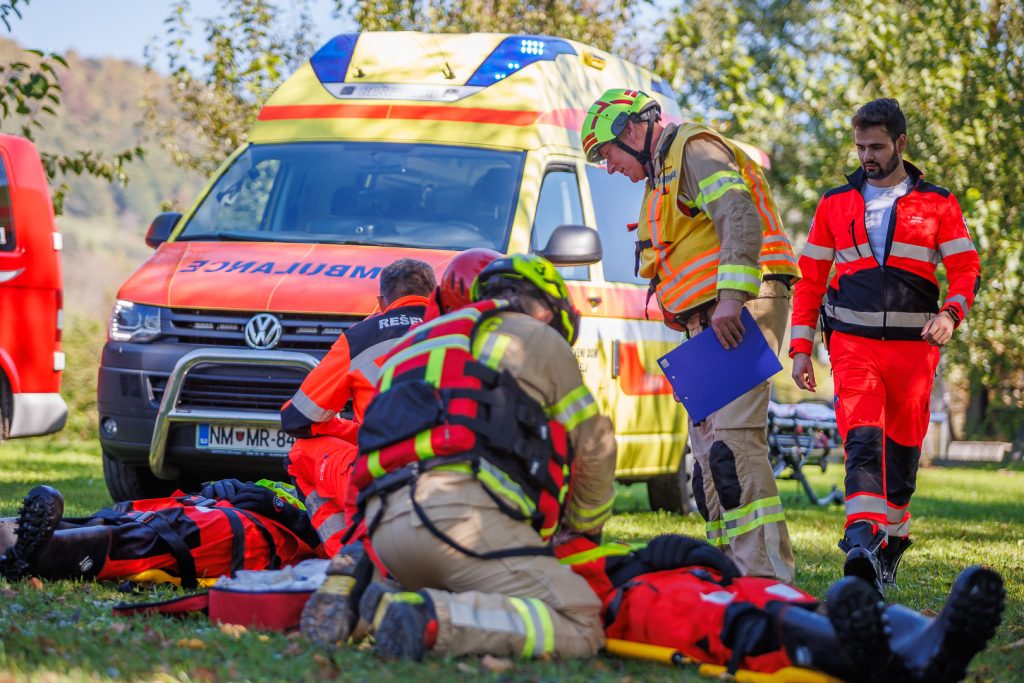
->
[852, 98, 907, 142]
[379, 258, 437, 304]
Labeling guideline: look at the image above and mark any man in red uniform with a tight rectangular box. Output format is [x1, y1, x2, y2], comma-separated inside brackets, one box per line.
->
[558, 533, 1004, 683]
[0, 482, 320, 587]
[789, 98, 981, 592]
[281, 258, 436, 556]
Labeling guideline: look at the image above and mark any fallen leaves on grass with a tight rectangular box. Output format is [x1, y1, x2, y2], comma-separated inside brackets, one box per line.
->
[218, 622, 248, 638]
[27, 577, 43, 590]
[177, 638, 206, 649]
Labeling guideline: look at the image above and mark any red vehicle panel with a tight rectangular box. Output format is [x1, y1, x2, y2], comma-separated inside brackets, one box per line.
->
[0, 134, 67, 440]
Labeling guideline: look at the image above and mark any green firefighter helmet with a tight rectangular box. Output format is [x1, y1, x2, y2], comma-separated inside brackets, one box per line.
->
[470, 253, 581, 346]
[580, 88, 662, 163]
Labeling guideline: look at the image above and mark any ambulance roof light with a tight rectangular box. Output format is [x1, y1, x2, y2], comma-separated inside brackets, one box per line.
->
[465, 35, 576, 87]
[311, 33, 360, 84]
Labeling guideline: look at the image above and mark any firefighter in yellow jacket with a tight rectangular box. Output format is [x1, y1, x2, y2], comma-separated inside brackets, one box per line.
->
[581, 89, 800, 582]
[345, 254, 617, 660]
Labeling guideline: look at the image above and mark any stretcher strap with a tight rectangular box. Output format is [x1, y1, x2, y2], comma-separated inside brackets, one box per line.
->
[230, 508, 282, 570]
[143, 513, 200, 589]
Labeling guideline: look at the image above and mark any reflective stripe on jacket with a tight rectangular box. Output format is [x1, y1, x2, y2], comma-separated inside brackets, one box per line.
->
[789, 162, 981, 355]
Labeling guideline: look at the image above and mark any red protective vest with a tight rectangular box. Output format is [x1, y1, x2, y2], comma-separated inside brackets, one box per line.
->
[93, 492, 321, 587]
[352, 300, 572, 541]
[557, 537, 817, 674]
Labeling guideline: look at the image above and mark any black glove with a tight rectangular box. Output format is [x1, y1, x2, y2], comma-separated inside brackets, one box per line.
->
[637, 534, 741, 584]
[199, 478, 246, 501]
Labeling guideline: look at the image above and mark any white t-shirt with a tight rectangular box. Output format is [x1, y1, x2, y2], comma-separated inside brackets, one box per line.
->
[862, 177, 912, 263]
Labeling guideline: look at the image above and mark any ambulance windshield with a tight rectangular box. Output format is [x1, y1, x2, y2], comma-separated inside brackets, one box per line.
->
[179, 142, 525, 251]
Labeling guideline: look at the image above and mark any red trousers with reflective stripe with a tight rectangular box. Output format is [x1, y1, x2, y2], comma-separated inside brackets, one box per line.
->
[287, 435, 358, 557]
[830, 332, 940, 541]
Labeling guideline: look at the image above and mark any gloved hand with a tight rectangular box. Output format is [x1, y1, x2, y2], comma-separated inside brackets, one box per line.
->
[199, 478, 246, 501]
[637, 534, 741, 584]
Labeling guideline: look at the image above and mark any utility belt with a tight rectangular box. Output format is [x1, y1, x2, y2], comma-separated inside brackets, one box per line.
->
[350, 452, 556, 561]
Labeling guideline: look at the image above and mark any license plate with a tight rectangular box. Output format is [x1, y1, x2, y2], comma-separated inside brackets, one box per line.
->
[196, 424, 295, 455]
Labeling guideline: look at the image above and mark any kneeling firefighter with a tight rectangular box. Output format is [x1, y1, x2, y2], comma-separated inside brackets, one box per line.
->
[342, 254, 618, 660]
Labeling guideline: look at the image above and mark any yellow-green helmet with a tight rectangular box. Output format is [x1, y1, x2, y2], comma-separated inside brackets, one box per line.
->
[471, 253, 581, 346]
[581, 88, 662, 163]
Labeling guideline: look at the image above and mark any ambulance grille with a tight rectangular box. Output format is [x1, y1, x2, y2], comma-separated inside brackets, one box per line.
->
[165, 309, 361, 352]
[150, 367, 307, 411]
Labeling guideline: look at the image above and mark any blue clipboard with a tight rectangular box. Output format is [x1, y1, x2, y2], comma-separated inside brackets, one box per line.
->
[657, 308, 782, 423]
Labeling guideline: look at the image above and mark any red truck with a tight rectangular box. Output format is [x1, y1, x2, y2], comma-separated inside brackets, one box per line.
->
[0, 134, 67, 441]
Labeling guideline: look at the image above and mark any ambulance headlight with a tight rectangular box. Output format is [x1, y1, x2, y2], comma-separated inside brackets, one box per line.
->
[109, 300, 162, 343]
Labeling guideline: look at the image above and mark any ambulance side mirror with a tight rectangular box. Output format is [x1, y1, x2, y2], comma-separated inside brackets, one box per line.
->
[146, 212, 182, 248]
[538, 224, 602, 266]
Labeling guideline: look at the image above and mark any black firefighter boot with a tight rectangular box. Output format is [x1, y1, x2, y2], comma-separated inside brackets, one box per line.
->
[0, 485, 64, 581]
[30, 526, 112, 581]
[300, 541, 375, 646]
[839, 521, 885, 596]
[883, 565, 1005, 683]
[772, 584, 896, 683]
[880, 536, 913, 588]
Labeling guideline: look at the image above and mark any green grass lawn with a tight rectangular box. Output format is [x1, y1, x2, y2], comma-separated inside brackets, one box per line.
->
[1, 438, 1022, 682]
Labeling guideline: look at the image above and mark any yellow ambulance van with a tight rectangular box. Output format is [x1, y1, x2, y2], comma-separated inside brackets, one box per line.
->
[98, 32, 704, 512]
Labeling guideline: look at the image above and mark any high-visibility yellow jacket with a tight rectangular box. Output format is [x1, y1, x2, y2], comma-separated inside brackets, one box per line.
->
[636, 123, 800, 321]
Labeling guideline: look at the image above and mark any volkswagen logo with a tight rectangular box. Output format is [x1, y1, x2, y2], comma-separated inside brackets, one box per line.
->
[244, 314, 282, 350]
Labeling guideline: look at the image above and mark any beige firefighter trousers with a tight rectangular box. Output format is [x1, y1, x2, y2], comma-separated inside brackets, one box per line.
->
[365, 469, 604, 659]
[686, 279, 796, 582]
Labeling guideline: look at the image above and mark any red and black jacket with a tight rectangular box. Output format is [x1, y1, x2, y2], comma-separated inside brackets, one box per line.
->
[790, 161, 981, 355]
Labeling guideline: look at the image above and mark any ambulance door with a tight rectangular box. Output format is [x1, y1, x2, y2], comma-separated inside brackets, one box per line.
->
[579, 165, 688, 479]
[527, 161, 608, 406]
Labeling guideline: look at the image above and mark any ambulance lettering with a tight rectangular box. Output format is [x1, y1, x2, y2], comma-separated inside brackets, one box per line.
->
[177, 260, 382, 280]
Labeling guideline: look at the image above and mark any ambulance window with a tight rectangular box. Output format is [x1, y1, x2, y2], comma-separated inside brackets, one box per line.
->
[585, 166, 647, 285]
[532, 168, 587, 281]
[0, 159, 13, 252]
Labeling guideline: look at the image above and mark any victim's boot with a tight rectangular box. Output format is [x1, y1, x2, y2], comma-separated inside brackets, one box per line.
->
[839, 521, 885, 596]
[824, 576, 903, 682]
[0, 485, 64, 581]
[883, 566, 1005, 683]
[30, 526, 112, 580]
[771, 594, 892, 683]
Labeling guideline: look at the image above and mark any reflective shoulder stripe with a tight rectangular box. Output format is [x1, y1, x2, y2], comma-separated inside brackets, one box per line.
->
[473, 330, 512, 370]
[557, 541, 635, 566]
[717, 264, 761, 295]
[939, 236, 976, 257]
[791, 325, 816, 343]
[291, 389, 336, 422]
[547, 384, 598, 431]
[801, 242, 835, 262]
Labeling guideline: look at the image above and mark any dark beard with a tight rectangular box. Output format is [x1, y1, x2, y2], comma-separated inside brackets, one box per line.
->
[864, 153, 901, 179]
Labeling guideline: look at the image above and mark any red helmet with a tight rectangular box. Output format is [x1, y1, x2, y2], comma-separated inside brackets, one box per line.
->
[439, 248, 501, 312]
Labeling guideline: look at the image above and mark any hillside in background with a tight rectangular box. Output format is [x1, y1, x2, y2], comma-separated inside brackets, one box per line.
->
[0, 38, 205, 319]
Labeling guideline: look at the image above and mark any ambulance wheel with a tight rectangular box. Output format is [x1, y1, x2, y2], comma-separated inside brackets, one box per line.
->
[102, 450, 178, 502]
[647, 449, 696, 515]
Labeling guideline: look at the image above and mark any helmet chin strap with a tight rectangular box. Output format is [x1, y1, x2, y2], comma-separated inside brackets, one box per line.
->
[612, 117, 657, 182]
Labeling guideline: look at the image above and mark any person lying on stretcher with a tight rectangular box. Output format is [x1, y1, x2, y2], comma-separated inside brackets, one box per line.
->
[306, 533, 1004, 683]
[0, 481, 323, 588]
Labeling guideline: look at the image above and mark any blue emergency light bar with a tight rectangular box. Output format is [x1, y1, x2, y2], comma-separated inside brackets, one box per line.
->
[311, 33, 359, 83]
[465, 35, 577, 87]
